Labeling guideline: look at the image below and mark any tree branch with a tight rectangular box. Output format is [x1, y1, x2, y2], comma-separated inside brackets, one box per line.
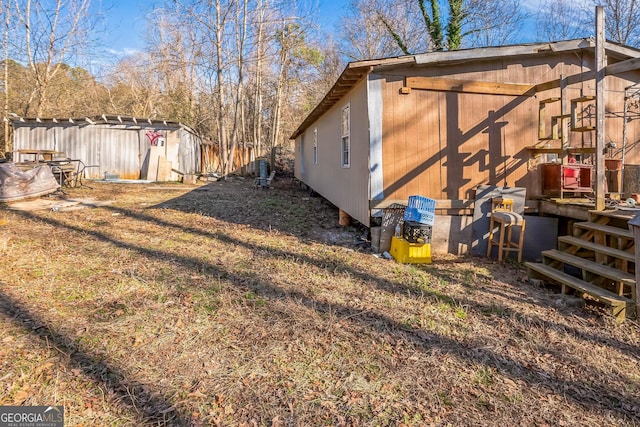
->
[377, 12, 411, 55]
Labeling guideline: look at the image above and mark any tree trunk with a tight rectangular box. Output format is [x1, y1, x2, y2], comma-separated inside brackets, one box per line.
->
[253, 0, 267, 161]
[214, 0, 228, 177]
[270, 49, 287, 171]
[2, 0, 10, 157]
[15, 0, 91, 117]
[227, 0, 248, 175]
[240, 91, 247, 174]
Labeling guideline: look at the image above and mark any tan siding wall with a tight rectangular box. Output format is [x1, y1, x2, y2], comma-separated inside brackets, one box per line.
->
[294, 79, 371, 225]
[380, 51, 640, 201]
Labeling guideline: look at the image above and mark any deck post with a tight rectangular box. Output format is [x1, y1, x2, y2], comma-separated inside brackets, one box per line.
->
[629, 214, 640, 318]
[595, 6, 606, 211]
[561, 75, 568, 156]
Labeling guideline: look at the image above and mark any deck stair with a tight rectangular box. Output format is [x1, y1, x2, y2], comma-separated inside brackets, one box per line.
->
[557, 235, 634, 263]
[525, 209, 636, 321]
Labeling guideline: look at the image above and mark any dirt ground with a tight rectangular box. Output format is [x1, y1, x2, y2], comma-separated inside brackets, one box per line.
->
[0, 176, 639, 426]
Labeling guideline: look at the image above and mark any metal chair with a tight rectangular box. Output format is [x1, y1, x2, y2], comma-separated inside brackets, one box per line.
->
[72, 160, 99, 188]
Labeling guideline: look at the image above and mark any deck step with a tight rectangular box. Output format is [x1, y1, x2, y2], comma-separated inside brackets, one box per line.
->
[542, 249, 635, 286]
[573, 221, 633, 239]
[526, 262, 633, 320]
[558, 235, 635, 262]
[588, 209, 635, 229]
[589, 209, 635, 222]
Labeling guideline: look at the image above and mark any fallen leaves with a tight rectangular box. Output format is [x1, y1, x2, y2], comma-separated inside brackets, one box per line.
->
[0, 180, 638, 426]
[187, 390, 208, 399]
[12, 388, 30, 405]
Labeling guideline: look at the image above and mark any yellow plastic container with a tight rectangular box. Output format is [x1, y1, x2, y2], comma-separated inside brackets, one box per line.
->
[389, 236, 432, 264]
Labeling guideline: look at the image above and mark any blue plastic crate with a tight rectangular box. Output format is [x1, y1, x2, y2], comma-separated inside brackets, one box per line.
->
[403, 195, 436, 225]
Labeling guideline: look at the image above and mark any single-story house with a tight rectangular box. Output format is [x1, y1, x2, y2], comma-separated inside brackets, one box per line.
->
[291, 38, 640, 255]
[11, 115, 203, 181]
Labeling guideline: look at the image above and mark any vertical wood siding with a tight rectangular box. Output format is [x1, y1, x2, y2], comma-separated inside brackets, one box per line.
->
[294, 48, 640, 227]
[380, 52, 640, 202]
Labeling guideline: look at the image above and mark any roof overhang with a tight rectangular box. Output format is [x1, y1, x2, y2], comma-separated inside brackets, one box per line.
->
[290, 55, 416, 139]
[415, 38, 640, 65]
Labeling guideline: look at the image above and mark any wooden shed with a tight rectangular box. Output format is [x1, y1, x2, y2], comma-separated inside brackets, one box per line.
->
[291, 39, 640, 254]
[11, 115, 203, 181]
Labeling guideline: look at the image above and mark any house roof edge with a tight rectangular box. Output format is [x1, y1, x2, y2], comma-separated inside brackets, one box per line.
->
[289, 55, 416, 139]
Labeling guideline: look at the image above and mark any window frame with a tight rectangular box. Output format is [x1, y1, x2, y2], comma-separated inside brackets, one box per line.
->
[313, 128, 318, 165]
[341, 104, 350, 168]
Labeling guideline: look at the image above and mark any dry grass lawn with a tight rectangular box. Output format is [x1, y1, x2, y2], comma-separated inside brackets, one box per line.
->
[0, 178, 639, 426]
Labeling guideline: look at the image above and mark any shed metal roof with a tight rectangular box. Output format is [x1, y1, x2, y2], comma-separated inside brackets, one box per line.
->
[7, 114, 197, 134]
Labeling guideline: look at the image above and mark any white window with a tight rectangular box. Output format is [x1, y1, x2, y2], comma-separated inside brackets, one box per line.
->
[341, 105, 350, 168]
[313, 128, 318, 165]
[300, 134, 305, 174]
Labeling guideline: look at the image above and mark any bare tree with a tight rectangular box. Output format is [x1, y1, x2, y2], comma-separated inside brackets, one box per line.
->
[464, 0, 527, 47]
[337, 0, 423, 60]
[269, 22, 297, 162]
[342, 0, 528, 55]
[534, 1, 640, 47]
[228, 0, 249, 174]
[105, 0, 336, 176]
[12, 0, 98, 116]
[252, 0, 267, 159]
[212, 0, 232, 175]
[105, 54, 163, 118]
[535, 0, 589, 42]
[165, 0, 235, 175]
[590, 0, 640, 46]
[143, 11, 201, 125]
[2, 0, 11, 156]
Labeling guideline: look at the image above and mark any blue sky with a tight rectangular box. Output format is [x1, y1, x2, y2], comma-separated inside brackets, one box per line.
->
[101, 0, 551, 56]
[101, 0, 147, 54]
[102, 0, 345, 55]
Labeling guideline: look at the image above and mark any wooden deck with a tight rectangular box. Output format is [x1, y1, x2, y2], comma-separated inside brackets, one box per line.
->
[537, 198, 594, 221]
